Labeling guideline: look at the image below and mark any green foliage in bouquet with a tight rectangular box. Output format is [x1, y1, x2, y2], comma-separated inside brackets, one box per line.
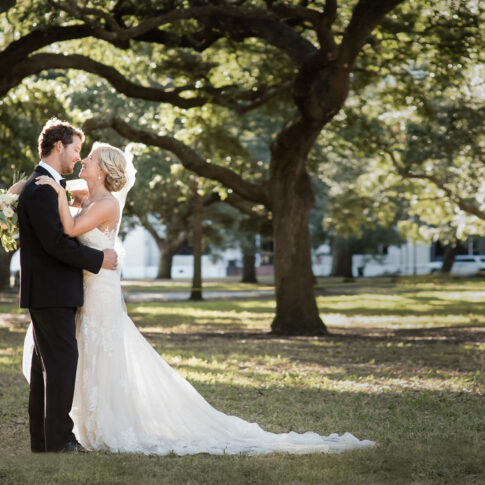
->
[0, 190, 19, 252]
[0, 172, 24, 252]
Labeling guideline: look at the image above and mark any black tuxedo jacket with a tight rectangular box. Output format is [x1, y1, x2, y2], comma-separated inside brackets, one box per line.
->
[18, 165, 104, 308]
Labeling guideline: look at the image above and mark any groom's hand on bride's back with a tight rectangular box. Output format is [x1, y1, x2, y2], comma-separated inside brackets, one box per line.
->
[101, 249, 118, 270]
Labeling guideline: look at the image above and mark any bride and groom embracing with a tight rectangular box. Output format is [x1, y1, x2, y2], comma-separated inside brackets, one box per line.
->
[12, 118, 374, 455]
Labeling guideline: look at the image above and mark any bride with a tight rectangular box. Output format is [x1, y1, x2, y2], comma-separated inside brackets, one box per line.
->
[22, 142, 374, 455]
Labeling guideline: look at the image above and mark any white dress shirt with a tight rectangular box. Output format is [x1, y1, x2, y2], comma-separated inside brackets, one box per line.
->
[39, 161, 63, 184]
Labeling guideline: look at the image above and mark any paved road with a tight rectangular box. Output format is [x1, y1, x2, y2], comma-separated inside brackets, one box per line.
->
[123, 289, 275, 303]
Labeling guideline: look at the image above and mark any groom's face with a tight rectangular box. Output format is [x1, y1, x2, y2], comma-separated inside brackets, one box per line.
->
[59, 135, 82, 175]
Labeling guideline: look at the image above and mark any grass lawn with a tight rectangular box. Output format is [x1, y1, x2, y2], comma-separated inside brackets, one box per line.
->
[0, 277, 483, 484]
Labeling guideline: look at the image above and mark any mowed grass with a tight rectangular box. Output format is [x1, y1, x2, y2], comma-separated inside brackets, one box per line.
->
[0, 277, 484, 484]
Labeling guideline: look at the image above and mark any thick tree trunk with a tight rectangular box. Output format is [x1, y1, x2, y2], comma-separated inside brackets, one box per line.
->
[0, 248, 14, 291]
[189, 191, 204, 301]
[241, 234, 257, 283]
[271, 191, 326, 335]
[331, 237, 354, 278]
[157, 250, 174, 279]
[440, 244, 458, 274]
[270, 135, 327, 335]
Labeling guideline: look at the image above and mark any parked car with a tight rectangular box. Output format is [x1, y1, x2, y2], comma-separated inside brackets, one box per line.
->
[428, 255, 485, 276]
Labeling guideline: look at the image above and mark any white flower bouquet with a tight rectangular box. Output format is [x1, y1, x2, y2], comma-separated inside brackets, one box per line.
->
[0, 189, 20, 252]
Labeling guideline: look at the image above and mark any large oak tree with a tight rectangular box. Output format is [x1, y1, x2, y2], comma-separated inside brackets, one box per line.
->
[4, 0, 472, 334]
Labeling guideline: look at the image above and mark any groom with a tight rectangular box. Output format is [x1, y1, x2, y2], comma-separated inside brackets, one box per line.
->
[17, 118, 118, 452]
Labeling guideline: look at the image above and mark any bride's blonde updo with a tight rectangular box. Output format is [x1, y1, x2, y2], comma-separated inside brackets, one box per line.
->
[93, 142, 127, 192]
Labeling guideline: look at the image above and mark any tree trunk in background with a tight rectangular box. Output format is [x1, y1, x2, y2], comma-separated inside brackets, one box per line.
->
[269, 123, 328, 335]
[331, 237, 354, 278]
[158, 234, 187, 280]
[157, 250, 174, 279]
[189, 191, 204, 301]
[0, 247, 14, 291]
[241, 234, 257, 283]
[271, 181, 326, 335]
[441, 244, 458, 274]
[241, 253, 257, 283]
[138, 215, 186, 281]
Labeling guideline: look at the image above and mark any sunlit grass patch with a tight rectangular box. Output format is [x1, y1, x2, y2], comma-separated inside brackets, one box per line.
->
[317, 285, 485, 329]
[128, 300, 275, 332]
[323, 312, 483, 328]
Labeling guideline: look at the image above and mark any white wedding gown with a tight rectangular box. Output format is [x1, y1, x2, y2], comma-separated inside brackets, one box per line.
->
[23, 228, 374, 455]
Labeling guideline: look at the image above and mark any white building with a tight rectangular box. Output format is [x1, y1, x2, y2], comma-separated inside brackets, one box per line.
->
[9, 225, 479, 279]
[121, 227, 434, 279]
[120, 225, 241, 279]
[312, 242, 431, 277]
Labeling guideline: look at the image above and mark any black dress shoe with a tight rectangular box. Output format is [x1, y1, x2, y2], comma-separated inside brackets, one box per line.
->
[61, 440, 87, 453]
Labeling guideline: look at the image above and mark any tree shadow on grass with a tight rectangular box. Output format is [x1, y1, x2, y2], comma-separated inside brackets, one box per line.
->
[143, 324, 484, 344]
[1, 313, 483, 382]
[143, 324, 484, 379]
[0, 326, 25, 347]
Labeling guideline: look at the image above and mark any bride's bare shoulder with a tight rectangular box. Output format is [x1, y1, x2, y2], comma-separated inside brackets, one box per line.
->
[87, 194, 119, 216]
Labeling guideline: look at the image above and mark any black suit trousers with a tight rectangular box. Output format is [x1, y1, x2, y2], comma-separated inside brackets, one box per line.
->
[28, 307, 78, 452]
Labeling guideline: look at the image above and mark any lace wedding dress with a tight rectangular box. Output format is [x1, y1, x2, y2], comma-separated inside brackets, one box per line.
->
[22, 164, 374, 455]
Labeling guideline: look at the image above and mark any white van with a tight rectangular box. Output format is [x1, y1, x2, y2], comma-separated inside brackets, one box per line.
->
[428, 255, 485, 276]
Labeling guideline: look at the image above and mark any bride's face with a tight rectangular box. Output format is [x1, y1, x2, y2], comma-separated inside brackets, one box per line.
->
[79, 149, 102, 181]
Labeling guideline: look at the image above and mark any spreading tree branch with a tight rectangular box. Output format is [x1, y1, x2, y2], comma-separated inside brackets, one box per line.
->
[408, 172, 485, 221]
[0, 25, 92, 65]
[137, 214, 165, 246]
[1, 53, 206, 107]
[339, 0, 406, 69]
[1, 51, 290, 114]
[385, 149, 485, 221]
[82, 117, 269, 208]
[50, 1, 317, 66]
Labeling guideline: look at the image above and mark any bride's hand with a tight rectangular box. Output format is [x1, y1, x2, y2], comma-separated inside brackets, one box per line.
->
[35, 176, 64, 195]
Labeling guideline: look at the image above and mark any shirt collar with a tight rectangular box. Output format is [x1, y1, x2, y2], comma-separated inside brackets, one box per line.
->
[39, 161, 63, 184]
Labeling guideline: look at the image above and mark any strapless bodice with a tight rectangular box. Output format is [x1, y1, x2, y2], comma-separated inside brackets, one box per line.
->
[77, 228, 116, 250]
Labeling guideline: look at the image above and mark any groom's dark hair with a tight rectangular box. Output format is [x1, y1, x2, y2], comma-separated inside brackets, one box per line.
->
[38, 118, 84, 158]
